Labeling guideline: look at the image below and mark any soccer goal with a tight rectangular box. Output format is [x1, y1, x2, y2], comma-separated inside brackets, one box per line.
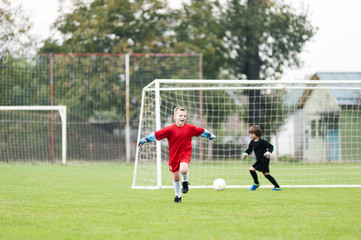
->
[0, 106, 67, 164]
[133, 80, 361, 189]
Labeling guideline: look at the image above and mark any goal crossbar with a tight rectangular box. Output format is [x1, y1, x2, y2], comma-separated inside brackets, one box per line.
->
[144, 86, 361, 91]
[151, 79, 361, 85]
[142, 79, 361, 91]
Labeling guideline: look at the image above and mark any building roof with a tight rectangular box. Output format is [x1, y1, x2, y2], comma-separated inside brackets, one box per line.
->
[283, 89, 304, 108]
[296, 72, 361, 108]
[313, 72, 361, 80]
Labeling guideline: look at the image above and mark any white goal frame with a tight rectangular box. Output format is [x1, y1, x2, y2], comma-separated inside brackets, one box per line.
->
[133, 80, 361, 189]
[0, 106, 67, 164]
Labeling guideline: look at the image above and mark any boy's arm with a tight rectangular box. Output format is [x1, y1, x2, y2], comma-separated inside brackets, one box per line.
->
[138, 133, 157, 147]
[200, 129, 216, 140]
[242, 142, 253, 159]
[139, 126, 170, 147]
[262, 139, 274, 159]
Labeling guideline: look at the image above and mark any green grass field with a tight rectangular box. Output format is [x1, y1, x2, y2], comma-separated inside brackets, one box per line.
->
[1, 164, 360, 240]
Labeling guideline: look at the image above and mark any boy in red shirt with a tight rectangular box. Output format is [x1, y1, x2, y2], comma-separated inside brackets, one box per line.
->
[138, 106, 216, 203]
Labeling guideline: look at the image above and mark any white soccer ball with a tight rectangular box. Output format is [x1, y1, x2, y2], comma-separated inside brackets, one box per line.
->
[213, 178, 226, 191]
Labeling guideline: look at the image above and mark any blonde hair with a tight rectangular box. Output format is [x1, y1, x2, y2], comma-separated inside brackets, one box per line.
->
[174, 106, 186, 115]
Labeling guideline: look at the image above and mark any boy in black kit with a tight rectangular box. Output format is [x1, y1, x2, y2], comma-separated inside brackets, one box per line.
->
[242, 125, 281, 191]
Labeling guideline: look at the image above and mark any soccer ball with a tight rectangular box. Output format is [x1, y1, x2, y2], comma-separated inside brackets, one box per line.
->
[213, 178, 226, 191]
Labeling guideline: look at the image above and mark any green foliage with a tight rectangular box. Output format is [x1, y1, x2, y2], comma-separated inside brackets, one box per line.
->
[130, 55, 201, 121]
[241, 89, 288, 138]
[52, 55, 126, 119]
[222, 0, 315, 80]
[0, 0, 35, 55]
[1, 165, 361, 239]
[170, 0, 227, 79]
[41, 0, 171, 53]
[202, 90, 239, 130]
[42, 0, 315, 80]
[37, 0, 316, 136]
[37, 0, 315, 133]
[0, 55, 51, 106]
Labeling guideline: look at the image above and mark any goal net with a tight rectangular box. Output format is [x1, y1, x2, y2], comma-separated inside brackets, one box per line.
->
[133, 80, 361, 189]
[0, 106, 67, 164]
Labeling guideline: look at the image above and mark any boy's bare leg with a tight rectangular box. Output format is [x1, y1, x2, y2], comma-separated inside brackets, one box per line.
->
[180, 162, 189, 178]
[172, 171, 180, 182]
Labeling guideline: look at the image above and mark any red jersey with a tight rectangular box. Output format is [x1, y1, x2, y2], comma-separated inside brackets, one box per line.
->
[155, 123, 204, 172]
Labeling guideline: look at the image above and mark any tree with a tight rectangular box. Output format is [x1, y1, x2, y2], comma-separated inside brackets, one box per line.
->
[223, 0, 315, 80]
[0, 0, 35, 55]
[221, 0, 315, 126]
[0, 0, 37, 106]
[170, 0, 226, 79]
[42, 0, 314, 81]
[167, 0, 314, 129]
[41, 0, 205, 124]
[41, 0, 172, 53]
[40, 0, 315, 132]
[42, 0, 226, 79]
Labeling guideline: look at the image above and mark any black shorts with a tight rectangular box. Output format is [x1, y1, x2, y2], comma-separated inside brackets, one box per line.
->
[252, 159, 270, 173]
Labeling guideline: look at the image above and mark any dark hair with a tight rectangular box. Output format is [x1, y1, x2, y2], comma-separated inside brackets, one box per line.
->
[249, 125, 262, 137]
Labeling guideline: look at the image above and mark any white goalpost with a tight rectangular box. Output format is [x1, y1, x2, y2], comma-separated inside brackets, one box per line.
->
[0, 106, 67, 164]
[133, 80, 361, 189]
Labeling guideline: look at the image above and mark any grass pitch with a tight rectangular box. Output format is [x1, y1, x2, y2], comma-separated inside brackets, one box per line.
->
[0, 164, 360, 240]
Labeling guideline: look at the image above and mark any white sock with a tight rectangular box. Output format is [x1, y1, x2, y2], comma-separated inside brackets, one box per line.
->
[181, 172, 188, 182]
[173, 180, 181, 197]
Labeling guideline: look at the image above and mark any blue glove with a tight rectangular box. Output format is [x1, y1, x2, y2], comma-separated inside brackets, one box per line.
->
[138, 133, 156, 147]
[139, 138, 146, 146]
[201, 129, 216, 140]
[208, 133, 216, 140]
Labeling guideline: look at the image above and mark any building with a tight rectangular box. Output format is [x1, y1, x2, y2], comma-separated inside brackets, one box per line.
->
[272, 72, 361, 162]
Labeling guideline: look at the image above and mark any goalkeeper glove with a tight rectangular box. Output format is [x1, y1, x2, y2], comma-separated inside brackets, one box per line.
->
[241, 153, 248, 160]
[138, 133, 156, 147]
[264, 151, 271, 159]
[208, 133, 216, 140]
[201, 129, 216, 140]
[138, 138, 146, 147]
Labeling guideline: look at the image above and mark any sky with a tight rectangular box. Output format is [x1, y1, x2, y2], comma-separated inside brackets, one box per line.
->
[10, 0, 361, 80]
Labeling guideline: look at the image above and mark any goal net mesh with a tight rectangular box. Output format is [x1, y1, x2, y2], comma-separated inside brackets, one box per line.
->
[133, 80, 361, 188]
[0, 108, 64, 163]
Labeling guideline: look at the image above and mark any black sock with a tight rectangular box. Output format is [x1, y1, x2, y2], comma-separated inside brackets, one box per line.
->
[250, 170, 259, 185]
[265, 174, 280, 188]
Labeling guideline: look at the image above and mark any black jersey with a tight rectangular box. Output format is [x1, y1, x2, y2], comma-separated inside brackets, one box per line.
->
[243, 138, 274, 161]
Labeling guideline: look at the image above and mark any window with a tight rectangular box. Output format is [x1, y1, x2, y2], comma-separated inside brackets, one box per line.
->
[311, 120, 316, 138]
